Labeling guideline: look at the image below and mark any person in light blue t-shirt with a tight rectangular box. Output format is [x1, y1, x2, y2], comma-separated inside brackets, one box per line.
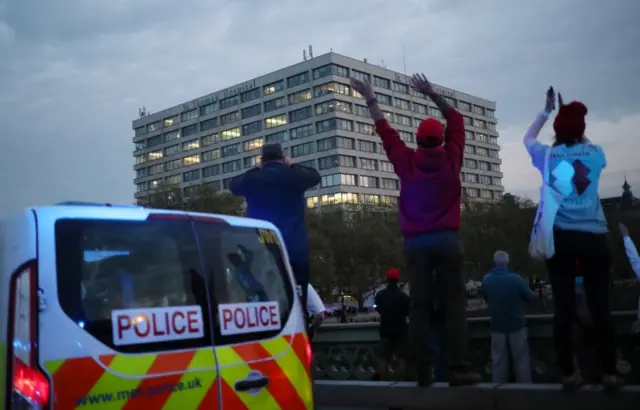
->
[523, 88, 622, 391]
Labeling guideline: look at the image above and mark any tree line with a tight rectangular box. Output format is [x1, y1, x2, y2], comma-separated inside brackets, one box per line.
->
[142, 183, 640, 307]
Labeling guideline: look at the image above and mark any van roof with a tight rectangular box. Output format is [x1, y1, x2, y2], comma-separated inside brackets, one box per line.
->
[22, 205, 279, 231]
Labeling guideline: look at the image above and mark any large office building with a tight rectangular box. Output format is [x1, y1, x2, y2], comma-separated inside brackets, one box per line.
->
[132, 51, 503, 207]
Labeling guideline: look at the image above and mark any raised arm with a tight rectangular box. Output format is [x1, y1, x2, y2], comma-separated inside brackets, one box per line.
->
[411, 73, 463, 171]
[229, 172, 249, 196]
[350, 78, 412, 175]
[524, 88, 556, 169]
[620, 224, 640, 279]
[288, 160, 321, 191]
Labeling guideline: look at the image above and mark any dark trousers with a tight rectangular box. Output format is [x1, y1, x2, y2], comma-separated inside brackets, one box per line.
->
[546, 229, 616, 376]
[406, 237, 470, 378]
[291, 261, 309, 317]
[429, 324, 446, 381]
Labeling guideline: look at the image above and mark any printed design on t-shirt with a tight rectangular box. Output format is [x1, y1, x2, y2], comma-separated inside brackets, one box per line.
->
[571, 160, 591, 196]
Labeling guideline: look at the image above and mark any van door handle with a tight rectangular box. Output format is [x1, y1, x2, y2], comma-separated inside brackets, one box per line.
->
[235, 376, 270, 392]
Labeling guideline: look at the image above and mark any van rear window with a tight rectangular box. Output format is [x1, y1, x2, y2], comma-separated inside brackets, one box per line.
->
[55, 218, 294, 352]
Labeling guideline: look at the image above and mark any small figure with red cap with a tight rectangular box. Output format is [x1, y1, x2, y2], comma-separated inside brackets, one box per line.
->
[351, 74, 479, 387]
[523, 87, 622, 391]
[374, 267, 410, 382]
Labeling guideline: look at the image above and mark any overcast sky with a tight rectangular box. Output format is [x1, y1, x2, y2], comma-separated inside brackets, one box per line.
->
[1, 0, 639, 218]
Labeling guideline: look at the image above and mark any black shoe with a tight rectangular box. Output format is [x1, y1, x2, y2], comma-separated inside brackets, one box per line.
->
[561, 372, 584, 392]
[449, 370, 481, 386]
[602, 374, 624, 393]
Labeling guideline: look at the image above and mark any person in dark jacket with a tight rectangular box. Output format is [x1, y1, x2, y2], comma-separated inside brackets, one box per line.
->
[350, 73, 479, 387]
[374, 268, 410, 382]
[229, 143, 320, 312]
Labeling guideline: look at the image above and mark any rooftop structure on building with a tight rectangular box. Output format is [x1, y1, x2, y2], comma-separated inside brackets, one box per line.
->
[132, 49, 503, 208]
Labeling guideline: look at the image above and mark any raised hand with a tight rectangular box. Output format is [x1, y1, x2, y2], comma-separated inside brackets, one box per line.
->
[545, 86, 555, 113]
[283, 156, 293, 166]
[411, 73, 434, 95]
[350, 78, 375, 100]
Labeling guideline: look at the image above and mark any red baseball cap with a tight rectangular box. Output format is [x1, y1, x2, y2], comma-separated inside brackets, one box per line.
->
[416, 118, 444, 146]
[386, 268, 400, 281]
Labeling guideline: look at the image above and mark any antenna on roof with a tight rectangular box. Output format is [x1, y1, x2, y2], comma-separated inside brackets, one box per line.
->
[309, 45, 313, 58]
[303, 49, 307, 61]
[138, 106, 147, 117]
[402, 44, 408, 78]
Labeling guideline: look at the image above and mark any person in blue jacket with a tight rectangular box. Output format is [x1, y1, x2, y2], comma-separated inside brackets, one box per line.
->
[230, 143, 321, 312]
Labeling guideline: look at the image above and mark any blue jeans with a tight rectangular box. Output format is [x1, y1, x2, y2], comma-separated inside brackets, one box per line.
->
[430, 324, 446, 381]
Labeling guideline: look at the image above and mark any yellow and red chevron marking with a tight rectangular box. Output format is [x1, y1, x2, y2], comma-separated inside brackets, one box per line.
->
[43, 332, 312, 410]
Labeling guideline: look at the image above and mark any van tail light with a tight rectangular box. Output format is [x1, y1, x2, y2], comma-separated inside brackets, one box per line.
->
[7, 261, 50, 409]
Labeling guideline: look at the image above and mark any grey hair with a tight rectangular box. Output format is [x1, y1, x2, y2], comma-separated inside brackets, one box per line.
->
[493, 251, 510, 264]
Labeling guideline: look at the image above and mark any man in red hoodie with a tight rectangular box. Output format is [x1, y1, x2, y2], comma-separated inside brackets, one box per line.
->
[351, 73, 480, 387]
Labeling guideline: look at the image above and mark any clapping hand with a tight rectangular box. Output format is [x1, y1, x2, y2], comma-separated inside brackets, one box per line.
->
[350, 78, 375, 100]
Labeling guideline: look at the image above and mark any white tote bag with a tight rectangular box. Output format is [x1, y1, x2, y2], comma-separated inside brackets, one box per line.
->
[529, 148, 565, 260]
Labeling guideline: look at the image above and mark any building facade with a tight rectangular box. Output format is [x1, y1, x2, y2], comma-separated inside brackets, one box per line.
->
[132, 52, 503, 207]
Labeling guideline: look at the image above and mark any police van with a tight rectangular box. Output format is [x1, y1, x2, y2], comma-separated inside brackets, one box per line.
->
[0, 203, 314, 410]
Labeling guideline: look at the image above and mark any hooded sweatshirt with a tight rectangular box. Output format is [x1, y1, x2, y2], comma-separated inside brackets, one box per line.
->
[229, 162, 320, 263]
[374, 108, 465, 246]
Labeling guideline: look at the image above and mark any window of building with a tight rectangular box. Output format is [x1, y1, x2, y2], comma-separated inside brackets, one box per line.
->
[290, 124, 314, 140]
[360, 158, 377, 170]
[265, 114, 287, 129]
[313, 82, 350, 97]
[473, 105, 485, 116]
[200, 103, 217, 117]
[315, 100, 352, 116]
[135, 141, 146, 151]
[487, 122, 496, 131]
[264, 97, 286, 113]
[464, 173, 478, 183]
[136, 182, 147, 192]
[321, 192, 358, 205]
[354, 105, 368, 117]
[162, 130, 179, 143]
[147, 135, 162, 148]
[380, 178, 399, 190]
[479, 161, 490, 171]
[489, 150, 499, 159]
[182, 154, 200, 166]
[263, 80, 285, 95]
[163, 115, 179, 128]
[393, 82, 409, 94]
[219, 95, 239, 110]
[149, 179, 161, 190]
[165, 159, 182, 172]
[429, 107, 443, 118]
[182, 139, 200, 151]
[181, 109, 198, 122]
[242, 120, 262, 136]
[380, 160, 394, 173]
[182, 124, 198, 137]
[146, 121, 161, 133]
[321, 173, 356, 187]
[287, 71, 311, 88]
[148, 163, 164, 176]
[375, 93, 392, 106]
[359, 175, 378, 188]
[290, 142, 315, 158]
[134, 126, 146, 137]
[289, 106, 313, 123]
[288, 89, 312, 105]
[241, 104, 261, 119]
[394, 97, 410, 110]
[463, 116, 472, 125]
[476, 147, 489, 157]
[413, 103, 428, 115]
[202, 164, 220, 178]
[358, 140, 376, 153]
[491, 163, 501, 172]
[465, 145, 476, 154]
[201, 133, 219, 146]
[265, 130, 287, 144]
[458, 101, 471, 111]
[493, 177, 502, 186]
[221, 143, 241, 157]
[474, 119, 486, 129]
[136, 168, 147, 178]
[352, 70, 370, 83]
[148, 150, 163, 161]
[360, 194, 379, 205]
[488, 136, 498, 145]
[317, 136, 355, 151]
[312, 64, 349, 80]
[183, 169, 200, 183]
[243, 155, 261, 169]
[220, 127, 241, 141]
[306, 197, 319, 208]
[221, 159, 241, 173]
[465, 158, 478, 169]
[240, 88, 261, 103]
[243, 137, 264, 152]
[486, 109, 495, 118]
[373, 76, 390, 89]
[466, 187, 479, 197]
[200, 118, 218, 132]
[356, 122, 375, 135]
[479, 175, 492, 185]
[316, 118, 353, 133]
[164, 144, 181, 156]
[318, 155, 356, 170]
[166, 174, 181, 185]
[396, 114, 411, 126]
[382, 111, 394, 122]
[481, 190, 493, 199]
[202, 148, 221, 162]
[465, 130, 475, 140]
[219, 111, 239, 126]
[398, 130, 414, 143]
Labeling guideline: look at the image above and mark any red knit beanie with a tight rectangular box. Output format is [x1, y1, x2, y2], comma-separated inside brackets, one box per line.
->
[416, 118, 444, 147]
[553, 101, 588, 141]
[386, 268, 400, 281]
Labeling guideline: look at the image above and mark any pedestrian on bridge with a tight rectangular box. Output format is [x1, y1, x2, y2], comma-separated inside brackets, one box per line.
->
[229, 143, 321, 316]
[351, 73, 480, 387]
[482, 251, 534, 383]
[523, 88, 623, 391]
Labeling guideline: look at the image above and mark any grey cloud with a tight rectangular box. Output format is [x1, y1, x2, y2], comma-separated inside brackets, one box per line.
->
[1, 0, 639, 217]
